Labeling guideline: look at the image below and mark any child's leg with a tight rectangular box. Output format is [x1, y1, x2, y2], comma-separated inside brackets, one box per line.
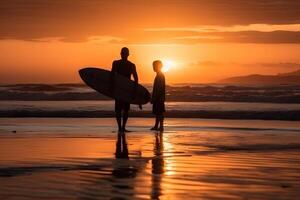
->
[158, 114, 164, 131]
[151, 115, 159, 130]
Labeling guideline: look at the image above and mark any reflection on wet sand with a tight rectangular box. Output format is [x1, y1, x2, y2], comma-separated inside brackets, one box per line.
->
[115, 132, 129, 159]
[113, 131, 166, 199]
[151, 131, 164, 199]
[111, 132, 137, 199]
[113, 132, 136, 180]
[1, 118, 300, 199]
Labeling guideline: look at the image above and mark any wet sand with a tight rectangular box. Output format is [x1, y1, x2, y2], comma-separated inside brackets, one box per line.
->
[1, 100, 300, 120]
[0, 118, 300, 199]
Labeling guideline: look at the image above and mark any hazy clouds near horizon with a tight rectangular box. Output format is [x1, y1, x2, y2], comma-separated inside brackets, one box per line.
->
[0, 0, 299, 43]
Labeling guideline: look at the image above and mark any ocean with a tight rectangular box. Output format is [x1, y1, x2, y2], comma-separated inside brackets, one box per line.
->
[0, 83, 300, 120]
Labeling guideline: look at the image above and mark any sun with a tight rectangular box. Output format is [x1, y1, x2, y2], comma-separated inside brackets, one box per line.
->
[162, 60, 176, 72]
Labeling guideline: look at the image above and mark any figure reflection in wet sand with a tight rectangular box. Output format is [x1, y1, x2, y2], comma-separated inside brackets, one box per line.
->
[111, 132, 137, 199]
[113, 132, 137, 177]
[115, 131, 129, 159]
[151, 131, 165, 199]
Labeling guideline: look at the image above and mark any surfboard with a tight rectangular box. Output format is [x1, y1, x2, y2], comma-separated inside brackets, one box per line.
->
[79, 67, 151, 105]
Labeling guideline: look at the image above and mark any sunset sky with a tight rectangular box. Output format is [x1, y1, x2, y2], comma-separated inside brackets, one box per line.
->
[0, 0, 300, 83]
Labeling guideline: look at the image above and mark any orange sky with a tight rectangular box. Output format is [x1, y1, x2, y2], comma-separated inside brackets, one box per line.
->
[0, 0, 300, 84]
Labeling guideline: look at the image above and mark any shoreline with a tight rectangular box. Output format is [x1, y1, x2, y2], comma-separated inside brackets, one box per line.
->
[1, 110, 300, 120]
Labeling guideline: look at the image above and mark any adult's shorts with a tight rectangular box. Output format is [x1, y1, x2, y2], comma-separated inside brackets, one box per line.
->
[115, 100, 130, 112]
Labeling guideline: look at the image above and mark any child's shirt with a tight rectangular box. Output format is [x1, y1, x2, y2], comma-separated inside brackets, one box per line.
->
[152, 72, 165, 102]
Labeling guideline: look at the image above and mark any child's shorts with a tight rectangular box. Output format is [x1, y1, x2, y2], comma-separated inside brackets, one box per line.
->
[152, 101, 165, 115]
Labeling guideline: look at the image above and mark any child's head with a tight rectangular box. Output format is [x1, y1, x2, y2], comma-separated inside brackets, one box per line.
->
[152, 60, 163, 72]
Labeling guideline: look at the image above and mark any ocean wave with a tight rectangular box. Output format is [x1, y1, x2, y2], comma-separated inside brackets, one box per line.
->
[1, 84, 300, 103]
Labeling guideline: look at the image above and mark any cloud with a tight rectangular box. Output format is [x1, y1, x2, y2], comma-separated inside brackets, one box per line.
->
[145, 24, 300, 33]
[0, 0, 299, 42]
[141, 24, 300, 44]
[182, 31, 300, 44]
[120, 30, 300, 44]
[189, 61, 300, 68]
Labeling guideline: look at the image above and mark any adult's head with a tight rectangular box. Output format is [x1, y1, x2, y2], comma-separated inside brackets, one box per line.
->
[121, 47, 129, 60]
[153, 60, 163, 72]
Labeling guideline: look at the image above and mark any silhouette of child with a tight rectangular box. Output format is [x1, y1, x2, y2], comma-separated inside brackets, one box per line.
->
[151, 60, 166, 131]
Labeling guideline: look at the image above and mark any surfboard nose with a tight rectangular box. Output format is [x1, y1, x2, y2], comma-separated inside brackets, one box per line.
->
[79, 68, 87, 76]
[79, 67, 99, 78]
[79, 68, 90, 82]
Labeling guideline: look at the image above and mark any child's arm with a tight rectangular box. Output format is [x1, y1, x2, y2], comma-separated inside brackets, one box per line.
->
[161, 75, 166, 102]
[158, 75, 166, 102]
[151, 77, 158, 103]
[152, 75, 165, 102]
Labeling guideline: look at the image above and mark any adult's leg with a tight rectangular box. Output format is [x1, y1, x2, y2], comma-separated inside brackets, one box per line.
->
[116, 111, 122, 131]
[121, 102, 130, 132]
[115, 101, 122, 131]
[122, 110, 129, 131]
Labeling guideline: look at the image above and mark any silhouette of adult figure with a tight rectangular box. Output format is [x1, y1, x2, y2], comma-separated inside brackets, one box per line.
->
[111, 47, 138, 132]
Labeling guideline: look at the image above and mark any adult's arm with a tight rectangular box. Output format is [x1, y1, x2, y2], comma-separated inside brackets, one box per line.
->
[132, 64, 138, 97]
[132, 64, 142, 109]
[132, 64, 138, 83]
[110, 61, 116, 94]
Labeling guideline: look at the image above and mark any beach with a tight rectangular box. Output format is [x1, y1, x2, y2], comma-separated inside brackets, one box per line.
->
[2, 0, 300, 199]
[1, 118, 300, 199]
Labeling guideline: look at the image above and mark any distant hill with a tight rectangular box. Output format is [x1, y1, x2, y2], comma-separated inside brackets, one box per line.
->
[219, 69, 300, 85]
[278, 69, 300, 76]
